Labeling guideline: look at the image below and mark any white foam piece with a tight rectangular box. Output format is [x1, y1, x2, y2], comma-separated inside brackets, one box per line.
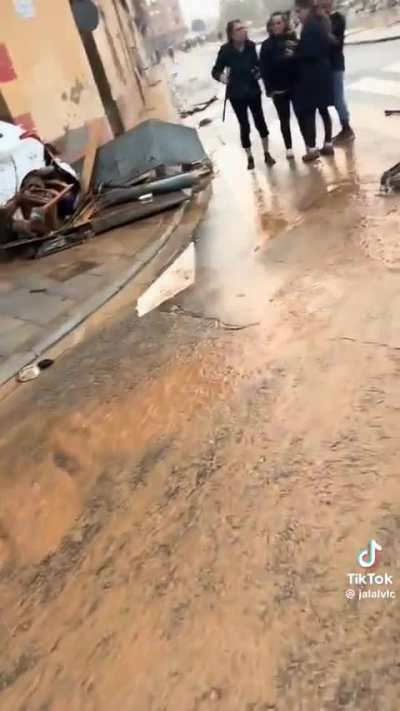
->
[137, 242, 195, 317]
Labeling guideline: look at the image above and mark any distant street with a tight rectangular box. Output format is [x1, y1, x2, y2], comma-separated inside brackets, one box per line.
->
[1, 35, 400, 711]
[172, 36, 400, 138]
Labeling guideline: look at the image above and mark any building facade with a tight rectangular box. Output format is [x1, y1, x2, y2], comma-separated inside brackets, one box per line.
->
[146, 0, 186, 51]
[0, 0, 151, 162]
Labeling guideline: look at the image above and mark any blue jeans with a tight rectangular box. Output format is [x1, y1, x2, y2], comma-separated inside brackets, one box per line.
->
[333, 70, 350, 125]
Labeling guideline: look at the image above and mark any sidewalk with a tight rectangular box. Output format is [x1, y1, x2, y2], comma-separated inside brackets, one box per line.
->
[0, 67, 210, 396]
[347, 20, 400, 44]
[0, 188, 211, 396]
[345, 7, 400, 45]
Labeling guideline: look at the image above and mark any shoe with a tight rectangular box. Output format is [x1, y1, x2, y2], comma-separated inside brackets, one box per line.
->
[286, 149, 295, 160]
[302, 148, 320, 163]
[333, 126, 355, 144]
[264, 152, 276, 167]
[247, 155, 255, 170]
[320, 143, 335, 156]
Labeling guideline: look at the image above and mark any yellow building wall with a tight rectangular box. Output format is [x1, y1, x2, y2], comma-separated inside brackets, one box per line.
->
[1, 0, 110, 155]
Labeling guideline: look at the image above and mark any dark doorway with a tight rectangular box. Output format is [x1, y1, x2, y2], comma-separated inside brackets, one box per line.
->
[69, 2, 124, 137]
[79, 31, 124, 136]
[0, 92, 13, 123]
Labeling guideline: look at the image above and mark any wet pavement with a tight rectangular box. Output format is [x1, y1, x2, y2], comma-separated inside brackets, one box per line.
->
[1, 42, 400, 710]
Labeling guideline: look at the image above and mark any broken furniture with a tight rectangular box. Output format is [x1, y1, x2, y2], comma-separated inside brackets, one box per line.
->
[0, 119, 211, 258]
[18, 182, 75, 233]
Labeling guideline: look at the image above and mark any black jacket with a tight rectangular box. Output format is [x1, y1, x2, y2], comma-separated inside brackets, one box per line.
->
[292, 17, 334, 113]
[330, 11, 346, 72]
[211, 40, 261, 100]
[259, 33, 297, 95]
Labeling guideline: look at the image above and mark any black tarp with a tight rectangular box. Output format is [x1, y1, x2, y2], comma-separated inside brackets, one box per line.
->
[92, 120, 208, 189]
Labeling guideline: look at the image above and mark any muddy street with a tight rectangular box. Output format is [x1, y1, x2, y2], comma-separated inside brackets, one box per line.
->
[1, 40, 400, 711]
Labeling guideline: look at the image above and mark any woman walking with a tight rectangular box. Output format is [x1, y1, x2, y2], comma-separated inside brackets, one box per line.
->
[260, 13, 297, 160]
[212, 20, 275, 170]
[293, 0, 334, 162]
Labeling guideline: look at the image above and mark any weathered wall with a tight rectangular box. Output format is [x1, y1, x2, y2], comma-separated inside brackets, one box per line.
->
[94, 0, 146, 130]
[0, 0, 151, 161]
[0, 0, 112, 159]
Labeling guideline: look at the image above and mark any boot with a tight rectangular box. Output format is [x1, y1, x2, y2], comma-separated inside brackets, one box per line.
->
[247, 154, 255, 170]
[262, 137, 276, 167]
[320, 142, 335, 156]
[333, 122, 355, 144]
[264, 151, 276, 167]
[302, 148, 320, 163]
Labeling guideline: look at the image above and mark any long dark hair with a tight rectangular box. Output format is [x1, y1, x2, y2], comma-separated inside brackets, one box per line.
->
[267, 11, 291, 36]
[295, 0, 314, 8]
[295, 0, 331, 32]
[226, 19, 241, 42]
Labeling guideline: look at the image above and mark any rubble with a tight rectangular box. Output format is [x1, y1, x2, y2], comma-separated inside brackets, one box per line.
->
[179, 96, 218, 118]
[0, 119, 212, 259]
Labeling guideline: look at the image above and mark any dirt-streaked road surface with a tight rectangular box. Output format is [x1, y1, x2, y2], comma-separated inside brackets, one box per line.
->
[1, 43, 400, 711]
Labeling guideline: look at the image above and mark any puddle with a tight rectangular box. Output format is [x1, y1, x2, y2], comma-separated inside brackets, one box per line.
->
[137, 242, 195, 317]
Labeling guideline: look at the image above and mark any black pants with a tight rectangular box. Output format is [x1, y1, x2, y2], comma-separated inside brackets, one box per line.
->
[297, 107, 332, 149]
[273, 93, 292, 150]
[230, 95, 269, 149]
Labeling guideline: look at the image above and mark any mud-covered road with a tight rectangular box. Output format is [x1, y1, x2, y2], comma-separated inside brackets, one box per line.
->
[2, 43, 400, 711]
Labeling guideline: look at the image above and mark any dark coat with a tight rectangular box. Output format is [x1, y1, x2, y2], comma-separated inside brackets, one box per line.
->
[292, 17, 334, 113]
[259, 33, 297, 95]
[330, 11, 346, 72]
[211, 40, 261, 101]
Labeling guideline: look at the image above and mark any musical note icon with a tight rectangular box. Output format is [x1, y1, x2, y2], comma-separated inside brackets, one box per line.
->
[357, 539, 382, 569]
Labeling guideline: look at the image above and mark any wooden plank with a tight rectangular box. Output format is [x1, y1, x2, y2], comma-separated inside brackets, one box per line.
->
[80, 121, 102, 196]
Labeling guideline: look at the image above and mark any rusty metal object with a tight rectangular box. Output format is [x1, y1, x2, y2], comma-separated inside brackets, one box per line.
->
[19, 183, 74, 232]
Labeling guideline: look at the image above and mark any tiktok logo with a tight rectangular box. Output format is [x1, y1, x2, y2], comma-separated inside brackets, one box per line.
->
[357, 539, 383, 568]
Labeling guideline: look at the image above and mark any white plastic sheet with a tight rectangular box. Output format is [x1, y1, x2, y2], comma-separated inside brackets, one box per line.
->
[0, 121, 45, 206]
[137, 242, 195, 317]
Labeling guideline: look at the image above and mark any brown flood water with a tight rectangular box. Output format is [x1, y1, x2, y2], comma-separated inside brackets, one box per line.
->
[1, 125, 400, 709]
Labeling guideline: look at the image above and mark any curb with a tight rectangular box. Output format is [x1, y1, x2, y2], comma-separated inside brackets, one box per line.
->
[346, 33, 400, 46]
[0, 186, 212, 401]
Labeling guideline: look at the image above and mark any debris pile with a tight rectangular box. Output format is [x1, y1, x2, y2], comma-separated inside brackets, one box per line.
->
[0, 119, 212, 258]
[179, 96, 218, 118]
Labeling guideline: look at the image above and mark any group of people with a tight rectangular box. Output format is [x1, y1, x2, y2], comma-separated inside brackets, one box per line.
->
[212, 0, 354, 168]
